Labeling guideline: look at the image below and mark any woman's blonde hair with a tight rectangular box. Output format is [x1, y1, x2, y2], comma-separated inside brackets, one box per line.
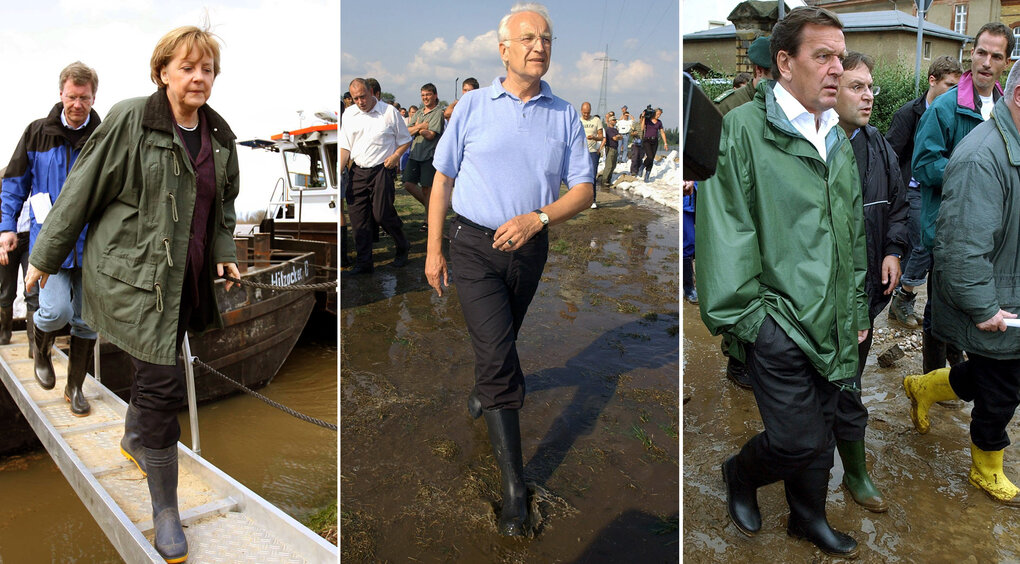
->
[150, 26, 221, 87]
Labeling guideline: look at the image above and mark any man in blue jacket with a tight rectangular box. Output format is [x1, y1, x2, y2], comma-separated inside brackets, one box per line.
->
[912, 23, 1012, 381]
[0, 61, 101, 417]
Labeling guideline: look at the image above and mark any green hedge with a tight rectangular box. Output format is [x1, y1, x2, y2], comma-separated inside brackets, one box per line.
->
[692, 65, 924, 135]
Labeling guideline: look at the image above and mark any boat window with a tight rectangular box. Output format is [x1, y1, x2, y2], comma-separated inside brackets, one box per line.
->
[324, 144, 337, 188]
[284, 148, 327, 190]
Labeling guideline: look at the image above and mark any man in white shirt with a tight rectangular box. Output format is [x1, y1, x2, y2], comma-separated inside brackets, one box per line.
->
[339, 78, 412, 274]
[616, 111, 633, 163]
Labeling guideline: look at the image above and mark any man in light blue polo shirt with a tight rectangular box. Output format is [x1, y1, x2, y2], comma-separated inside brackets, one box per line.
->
[425, 2, 593, 537]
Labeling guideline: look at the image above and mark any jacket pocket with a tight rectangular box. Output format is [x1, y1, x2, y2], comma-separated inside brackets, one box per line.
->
[96, 255, 156, 325]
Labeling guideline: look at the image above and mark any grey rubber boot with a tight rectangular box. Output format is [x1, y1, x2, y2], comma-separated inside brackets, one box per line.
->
[121, 404, 147, 476]
[145, 445, 188, 562]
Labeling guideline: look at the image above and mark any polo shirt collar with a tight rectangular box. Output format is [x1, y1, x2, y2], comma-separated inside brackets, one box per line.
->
[490, 77, 553, 103]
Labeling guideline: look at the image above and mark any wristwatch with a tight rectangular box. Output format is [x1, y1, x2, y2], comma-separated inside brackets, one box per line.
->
[534, 209, 549, 227]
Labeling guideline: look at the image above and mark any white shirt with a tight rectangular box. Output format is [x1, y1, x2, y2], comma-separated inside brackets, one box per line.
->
[60, 110, 90, 130]
[617, 118, 633, 134]
[980, 94, 994, 121]
[339, 98, 412, 168]
[773, 82, 839, 161]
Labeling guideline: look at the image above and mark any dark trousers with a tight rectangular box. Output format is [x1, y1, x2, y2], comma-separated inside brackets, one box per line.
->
[734, 316, 840, 484]
[642, 138, 659, 172]
[589, 151, 599, 202]
[629, 142, 643, 175]
[834, 319, 874, 442]
[449, 217, 548, 411]
[601, 147, 618, 186]
[0, 231, 37, 310]
[130, 301, 193, 449]
[349, 163, 409, 267]
[949, 353, 1020, 451]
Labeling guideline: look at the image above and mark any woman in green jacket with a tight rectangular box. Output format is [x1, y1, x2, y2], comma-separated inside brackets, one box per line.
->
[26, 26, 240, 563]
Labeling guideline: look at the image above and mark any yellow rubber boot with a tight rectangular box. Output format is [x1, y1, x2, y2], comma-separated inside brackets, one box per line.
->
[969, 444, 1020, 506]
[903, 368, 956, 434]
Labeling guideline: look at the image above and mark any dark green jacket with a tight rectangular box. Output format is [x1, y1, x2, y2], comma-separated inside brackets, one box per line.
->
[912, 71, 1001, 250]
[697, 81, 869, 382]
[30, 89, 239, 365]
[714, 81, 755, 117]
[932, 96, 1020, 359]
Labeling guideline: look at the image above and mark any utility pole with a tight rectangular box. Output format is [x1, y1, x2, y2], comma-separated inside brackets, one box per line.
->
[594, 45, 616, 118]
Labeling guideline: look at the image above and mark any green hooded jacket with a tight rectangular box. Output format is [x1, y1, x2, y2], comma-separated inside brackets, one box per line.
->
[696, 80, 870, 382]
[933, 96, 1020, 359]
[29, 89, 239, 366]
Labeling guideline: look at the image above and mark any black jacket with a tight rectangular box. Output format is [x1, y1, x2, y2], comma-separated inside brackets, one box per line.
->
[885, 93, 927, 191]
[853, 125, 911, 320]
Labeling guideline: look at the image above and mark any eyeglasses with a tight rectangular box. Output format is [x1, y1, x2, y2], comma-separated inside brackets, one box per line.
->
[507, 34, 554, 48]
[845, 84, 880, 96]
[61, 94, 94, 105]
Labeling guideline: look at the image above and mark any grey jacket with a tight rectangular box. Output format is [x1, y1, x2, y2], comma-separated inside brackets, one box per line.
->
[933, 96, 1020, 358]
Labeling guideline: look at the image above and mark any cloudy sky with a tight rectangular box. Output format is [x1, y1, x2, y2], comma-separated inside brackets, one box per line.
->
[682, 0, 807, 35]
[0, 0, 339, 172]
[341, 0, 680, 130]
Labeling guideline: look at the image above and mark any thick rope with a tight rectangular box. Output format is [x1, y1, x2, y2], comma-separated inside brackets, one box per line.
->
[191, 356, 337, 432]
[223, 275, 336, 291]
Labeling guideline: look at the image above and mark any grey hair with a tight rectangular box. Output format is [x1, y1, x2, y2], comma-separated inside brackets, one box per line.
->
[498, 3, 553, 44]
[1005, 61, 1020, 106]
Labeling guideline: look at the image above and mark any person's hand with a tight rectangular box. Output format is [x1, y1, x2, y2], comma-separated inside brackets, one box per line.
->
[493, 212, 544, 252]
[383, 153, 401, 170]
[217, 262, 241, 291]
[683, 180, 695, 196]
[0, 232, 16, 266]
[425, 251, 448, 297]
[858, 329, 869, 344]
[25, 264, 48, 291]
[881, 255, 901, 295]
[977, 309, 1017, 332]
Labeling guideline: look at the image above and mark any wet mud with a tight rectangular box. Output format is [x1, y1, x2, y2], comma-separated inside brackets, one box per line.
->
[683, 285, 1020, 562]
[341, 186, 680, 562]
[0, 327, 337, 561]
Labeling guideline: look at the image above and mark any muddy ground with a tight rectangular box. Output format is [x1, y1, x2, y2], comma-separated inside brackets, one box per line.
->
[683, 284, 1020, 562]
[340, 181, 680, 562]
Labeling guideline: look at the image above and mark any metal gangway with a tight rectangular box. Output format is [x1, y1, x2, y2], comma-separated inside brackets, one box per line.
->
[0, 330, 337, 563]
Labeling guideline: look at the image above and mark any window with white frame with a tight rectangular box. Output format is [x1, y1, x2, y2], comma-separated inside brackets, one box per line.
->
[1013, 27, 1020, 59]
[955, 4, 967, 34]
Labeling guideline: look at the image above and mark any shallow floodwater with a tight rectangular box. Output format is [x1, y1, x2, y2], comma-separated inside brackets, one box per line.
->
[341, 188, 680, 561]
[0, 325, 337, 562]
[682, 288, 1020, 562]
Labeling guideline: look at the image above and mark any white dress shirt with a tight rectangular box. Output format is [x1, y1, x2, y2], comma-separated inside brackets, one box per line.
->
[773, 82, 839, 161]
[339, 98, 412, 168]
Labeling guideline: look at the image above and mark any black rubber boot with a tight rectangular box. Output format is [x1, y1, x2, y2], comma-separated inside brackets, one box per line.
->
[482, 408, 528, 536]
[785, 469, 860, 558]
[25, 307, 35, 359]
[726, 357, 753, 390]
[924, 329, 964, 409]
[921, 328, 946, 374]
[63, 335, 95, 417]
[721, 455, 761, 536]
[145, 445, 188, 563]
[121, 404, 147, 476]
[467, 390, 482, 419]
[0, 306, 12, 345]
[33, 327, 57, 390]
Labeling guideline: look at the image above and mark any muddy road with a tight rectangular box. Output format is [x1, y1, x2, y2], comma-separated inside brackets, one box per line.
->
[341, 187, 680, 562]
[683, 286, 1020, 562]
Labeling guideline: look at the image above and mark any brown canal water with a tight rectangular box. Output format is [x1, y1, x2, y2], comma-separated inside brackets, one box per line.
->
[341, 189, 680, 562]
[683, 285, 1020, 562]
[0, 324, 337, 562]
